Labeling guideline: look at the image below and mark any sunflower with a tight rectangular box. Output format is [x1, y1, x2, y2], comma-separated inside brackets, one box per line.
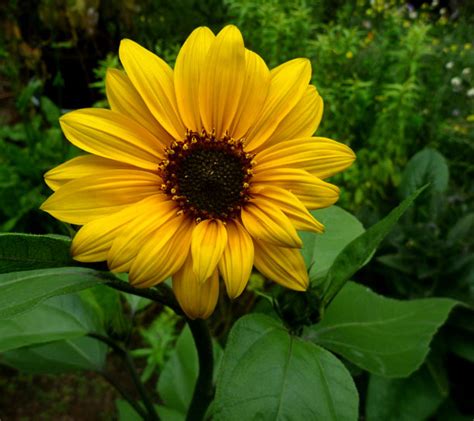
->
[41, 25, 355, 319]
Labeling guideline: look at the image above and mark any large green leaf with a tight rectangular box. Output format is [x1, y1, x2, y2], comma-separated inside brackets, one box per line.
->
[0, 267, 105, 319]
[212, 314, 358, 421]
[307, 282, 457, 377]
[0, 233, 74, 273]
[299, 206, 365, 281]
[1, 336, 107, 373]
[365, 364, 448, 421]
[399, 148, 449, 198]
[0, 294, 102, 352]
[320, 186, 425, 306]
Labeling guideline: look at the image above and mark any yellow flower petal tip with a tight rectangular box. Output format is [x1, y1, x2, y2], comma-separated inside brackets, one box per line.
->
[42, 25, 355, 318]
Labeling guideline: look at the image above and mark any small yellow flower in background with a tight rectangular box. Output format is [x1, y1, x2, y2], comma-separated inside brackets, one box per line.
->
[41, 25, 355, 319]
[345, 51, 354, 59]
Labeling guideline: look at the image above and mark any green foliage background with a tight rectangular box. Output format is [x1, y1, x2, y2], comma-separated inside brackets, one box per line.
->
[0, 0, 473, 419]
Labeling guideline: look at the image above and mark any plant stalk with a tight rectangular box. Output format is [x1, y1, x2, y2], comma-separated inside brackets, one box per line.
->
[89, 333, 159, 421]
[104, 275, 182, 315]
[186, 318, 214, 421]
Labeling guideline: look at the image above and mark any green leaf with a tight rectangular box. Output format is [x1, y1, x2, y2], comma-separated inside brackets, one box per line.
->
[0, 267, 106, 319]
[124, 293, 152, 315]
[157, 326, 198, 414]
[212, 314, 358, 421]
[40, 96, 61, 126]
[116, 399, 143, 421]
[299, 206, 365, 281]
[117, 274, 152, 315]
[1, 336, 107, 373]
[156, 406, 185, 421]
[116, 400, 183, 421]
[447, 213, 474, 247]
[399, 148, 449, 198]
[448, 329, 474, 363]
[320, 186, 426, 306]
[307, 282, 457, 377]
[0, 233, 74, 273]
[365, 364, 447, 421]
[0, 294, 102, 352]
[80, 285, 130, 337]
[157, 325, 223, 416]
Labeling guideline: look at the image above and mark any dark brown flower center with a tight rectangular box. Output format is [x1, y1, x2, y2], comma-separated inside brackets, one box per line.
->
[158, 131, 254, 221]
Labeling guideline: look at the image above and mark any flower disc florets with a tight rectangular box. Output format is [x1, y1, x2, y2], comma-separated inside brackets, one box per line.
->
[158, 130, 255, 222]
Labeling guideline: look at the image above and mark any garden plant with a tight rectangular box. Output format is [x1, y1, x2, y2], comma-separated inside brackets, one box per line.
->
[0, 0, 473, 420]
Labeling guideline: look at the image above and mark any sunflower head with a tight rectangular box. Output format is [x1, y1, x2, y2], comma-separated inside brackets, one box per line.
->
[41, 25, 356, 319]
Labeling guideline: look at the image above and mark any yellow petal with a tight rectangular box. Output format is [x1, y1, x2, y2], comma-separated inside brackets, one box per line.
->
[252, 185, 324, 233]
[217, 220, 254, 299]
[253, 240, 308, 291]
[106, 68, 175, 144]
[245, 58, 311, 151]
[40, 169, 160, 224]
[199, 25, 246, 138]
[107, 199, 178, 272]
[241, 199, 302, 248]
[60, 108, 164, 170]
[119, 39, 185, 140]
[191, 219, 228, 282]
[265, 85, 323, 147]
[253, 168, 340, 209]
[255, 137, 356, 179]
[71, 195, 165, 262]
[172, 254, 219, 319]
[129, 215, 194, 288]
[44, 154, 132, 191]
[229, 49, 270, 139]
[174, 27, 215, 132]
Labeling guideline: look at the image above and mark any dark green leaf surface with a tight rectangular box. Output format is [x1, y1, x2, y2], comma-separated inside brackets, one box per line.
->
[321, 186, 426, 306]
[2, 336, 107, 373]
[0, 294, 102, 352]
[399, 148, 449, 197]
[299, 206, 365, 282]
[308, 282, 457, 377]
[213, 314, 358, 421]
[365, 364, 447, 421]
[0, 267, 105, 318]
[0, 233, 74, 273]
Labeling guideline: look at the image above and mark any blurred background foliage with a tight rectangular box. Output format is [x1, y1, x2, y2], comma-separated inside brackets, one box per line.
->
[1, 0, 473, 419]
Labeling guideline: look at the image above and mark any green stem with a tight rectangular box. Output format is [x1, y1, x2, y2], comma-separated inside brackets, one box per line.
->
[186, 318, 214, 421]
[104, 276, 182, 315]
[89, 333, 159, 421]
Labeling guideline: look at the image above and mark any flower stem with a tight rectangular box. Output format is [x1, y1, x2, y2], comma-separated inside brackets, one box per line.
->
[89, 332, 159, 421]
[104, 275, 183, 315]
[186, 318, 214, 421]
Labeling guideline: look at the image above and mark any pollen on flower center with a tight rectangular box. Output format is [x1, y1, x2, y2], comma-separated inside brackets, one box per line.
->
[158, 130, 255, 221]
